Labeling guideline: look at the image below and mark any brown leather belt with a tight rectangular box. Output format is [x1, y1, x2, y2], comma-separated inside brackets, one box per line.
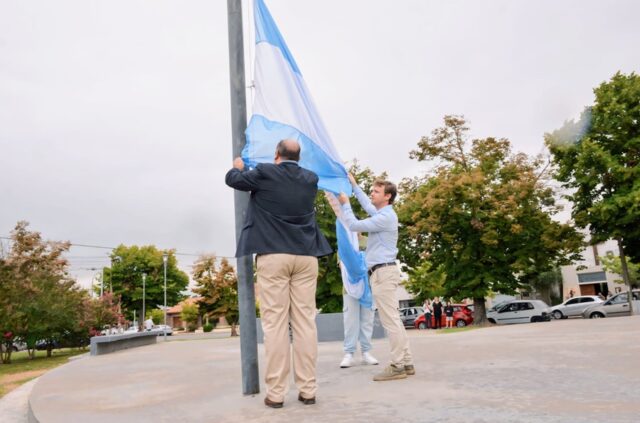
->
[368, 262, 396, 277]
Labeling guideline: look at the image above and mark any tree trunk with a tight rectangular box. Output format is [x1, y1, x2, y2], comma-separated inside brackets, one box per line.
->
[46, 345, 53, 358]
[616, 238, 634, 315]
[28, 347, 36, 359]
[230, 323, 238, 337]
[0, 344, 12, 364]
[473, 297, 489, 326]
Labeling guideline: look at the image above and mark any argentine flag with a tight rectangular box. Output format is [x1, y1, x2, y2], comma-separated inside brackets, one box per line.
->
[245, 0, 370, 306]
[244, 0, 351, 195]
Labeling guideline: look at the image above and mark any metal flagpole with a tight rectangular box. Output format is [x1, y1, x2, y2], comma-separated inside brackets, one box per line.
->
[227, 0, 260, 395]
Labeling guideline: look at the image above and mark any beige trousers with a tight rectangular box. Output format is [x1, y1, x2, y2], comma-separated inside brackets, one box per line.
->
[257, 254, 318, 402]
[370, 265, 413, 367]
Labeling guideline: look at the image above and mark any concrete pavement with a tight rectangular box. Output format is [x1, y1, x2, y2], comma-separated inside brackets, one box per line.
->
[0, 378, 37, 423]
[25, 316, 640, 422]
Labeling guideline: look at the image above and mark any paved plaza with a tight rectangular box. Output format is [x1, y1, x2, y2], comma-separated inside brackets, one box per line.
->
[15, 316, 640, 422]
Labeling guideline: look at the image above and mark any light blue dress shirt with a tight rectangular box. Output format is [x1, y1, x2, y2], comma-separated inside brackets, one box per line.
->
[340, 185, 398, 269]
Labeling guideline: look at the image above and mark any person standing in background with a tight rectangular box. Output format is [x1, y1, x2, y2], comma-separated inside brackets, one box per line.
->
[432, 298, 443, 330]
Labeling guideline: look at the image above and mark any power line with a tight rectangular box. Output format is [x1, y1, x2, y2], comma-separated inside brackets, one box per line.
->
[0, 236, 237, 260]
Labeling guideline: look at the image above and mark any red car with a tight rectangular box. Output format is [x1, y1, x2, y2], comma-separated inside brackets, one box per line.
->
[414, 304, 474, 329]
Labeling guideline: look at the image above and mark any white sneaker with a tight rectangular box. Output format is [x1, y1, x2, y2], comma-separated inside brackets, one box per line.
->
[361, 352, 379, 365]
[340, 353, 355, 368]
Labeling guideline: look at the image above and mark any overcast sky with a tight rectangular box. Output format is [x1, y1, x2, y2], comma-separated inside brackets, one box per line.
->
[1, 0, 639, 290]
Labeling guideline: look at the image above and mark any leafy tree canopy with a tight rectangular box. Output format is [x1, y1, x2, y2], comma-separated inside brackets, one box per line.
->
[191, 255, 240, 336]
[1, 221, 114, 361]
[545, 72, 640, 262]
[601, 253, 639, 288]
[398, 116, 584, 323]
[107, 245, 188, 322]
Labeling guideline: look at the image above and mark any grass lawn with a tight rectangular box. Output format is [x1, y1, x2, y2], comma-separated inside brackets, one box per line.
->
[437, 326, 481, 334]
[0, 348, 87, 398]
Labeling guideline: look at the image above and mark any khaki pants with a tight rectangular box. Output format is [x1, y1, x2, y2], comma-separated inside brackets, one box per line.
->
[370, 265, 413, 367]
[257, 254, 318, 402]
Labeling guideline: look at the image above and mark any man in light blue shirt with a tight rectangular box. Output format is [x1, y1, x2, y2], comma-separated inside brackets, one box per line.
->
[337, 175, 415, 381]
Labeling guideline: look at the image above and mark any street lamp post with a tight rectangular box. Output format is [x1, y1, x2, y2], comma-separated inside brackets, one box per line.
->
[142, 273, 146, 329]
[88, 268, 101, 298]
[111, 255, 122, 294]
[162, 253, 168, 341]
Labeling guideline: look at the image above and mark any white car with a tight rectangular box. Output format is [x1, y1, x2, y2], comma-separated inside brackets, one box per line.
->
[399, 307, 424, 328]
[487, 300, 551, 324]
[582, 290, 640, 319]
[550, 296, 603, 319]
[150, 325, 173, 336]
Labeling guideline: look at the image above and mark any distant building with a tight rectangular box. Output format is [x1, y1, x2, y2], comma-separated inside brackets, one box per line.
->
[166, 297, 203, 330]
[397, 283, 414, 308]
[561, 240, 624, 299]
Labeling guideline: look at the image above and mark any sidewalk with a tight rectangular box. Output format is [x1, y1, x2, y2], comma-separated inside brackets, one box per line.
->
[26, 316, 640, 423]
[0, 378, 37, 423]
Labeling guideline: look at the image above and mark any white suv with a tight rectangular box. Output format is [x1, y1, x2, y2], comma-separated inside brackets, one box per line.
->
[487, 300, 551, 324]
[550, 296, 603, 319]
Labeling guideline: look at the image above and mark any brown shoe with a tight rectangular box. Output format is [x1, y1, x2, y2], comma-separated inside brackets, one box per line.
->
[373, 364, 407, 381]
[404, 364, 416, 376]
[264, 397, 284, 409]
[298, 393, 316, 405]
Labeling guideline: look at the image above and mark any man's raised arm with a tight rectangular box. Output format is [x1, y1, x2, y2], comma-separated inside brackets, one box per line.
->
[225, 158, 262, 191]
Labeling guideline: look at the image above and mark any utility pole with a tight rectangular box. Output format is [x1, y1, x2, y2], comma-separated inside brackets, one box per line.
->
[142, 272, 147, 328]
[227, 0, 259, 395]
[163, 253, 168, 341]
[616, 238, 635, 315]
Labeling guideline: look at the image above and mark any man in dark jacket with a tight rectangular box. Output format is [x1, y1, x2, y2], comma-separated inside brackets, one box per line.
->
[225, 139, 331, 409]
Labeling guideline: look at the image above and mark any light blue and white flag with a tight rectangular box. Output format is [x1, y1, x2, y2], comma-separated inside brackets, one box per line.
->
[245, 0, 370, 306]
[337, 218, 372, 309]
[244, 0, 351, 195]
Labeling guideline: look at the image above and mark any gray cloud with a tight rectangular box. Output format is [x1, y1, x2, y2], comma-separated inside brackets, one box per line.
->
[1, 0, 639, 288]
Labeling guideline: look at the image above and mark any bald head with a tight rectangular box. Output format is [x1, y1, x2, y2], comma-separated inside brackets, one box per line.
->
[275, 139, 301, 162]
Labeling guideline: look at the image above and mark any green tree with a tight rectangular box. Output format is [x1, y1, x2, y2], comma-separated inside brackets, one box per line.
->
[192, 255, 240, 336]
[546, 72, 640, 310]
[106, 245, 188, 325]
[601, 253, 639, 288]
[528, 268, 563, 306]
[398, 116, 584, 324]
[315, 162, 387, 313]
[0, 222, 89, 361]
[181, 303, 200, 332]
[79, 292, 121, 340]
[147, 309, 165, 325]
[401, 261, 446, 305]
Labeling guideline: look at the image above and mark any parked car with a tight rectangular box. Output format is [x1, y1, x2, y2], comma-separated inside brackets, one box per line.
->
[150, 325, 173, 336]
[399, 307, 424, 328]
[487, 301, 508, 313]
[582, 289, 640, 319]
[13, 341, 28, 351]
[414, 304, 474, 329]
[486, 300, 551, 324]
[35, 339, 61, 350]
[0, 341, 27, 352]
[100, 325, 124, 335]
[550, 296, 603, 319]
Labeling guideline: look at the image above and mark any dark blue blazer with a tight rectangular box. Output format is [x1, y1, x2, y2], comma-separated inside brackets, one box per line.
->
[225, 161, 332, 258]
